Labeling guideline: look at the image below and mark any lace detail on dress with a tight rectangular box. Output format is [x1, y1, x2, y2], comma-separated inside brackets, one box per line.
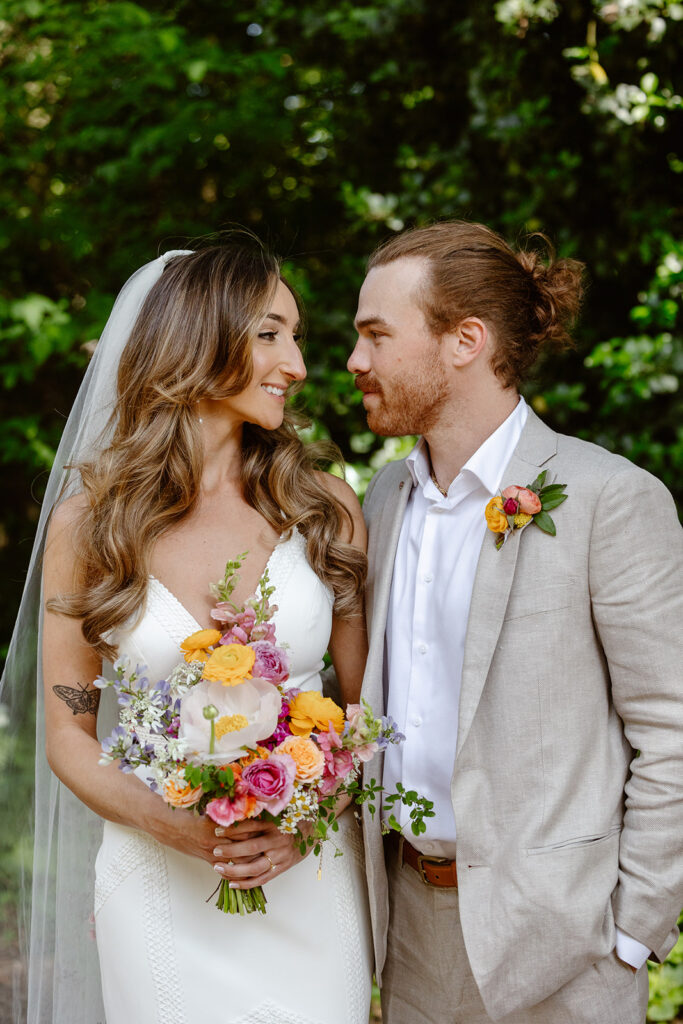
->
[267, 528, 307, 598]
[94, 836, 142, 915]
[147, 577, 200, 645]
[140, 836, 186, 1024]
[233, 1003, 319, 1024]
[329, 819, 370, 1024]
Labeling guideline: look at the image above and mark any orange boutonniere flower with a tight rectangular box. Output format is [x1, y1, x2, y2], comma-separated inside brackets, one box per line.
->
[486, 471, 568, 550]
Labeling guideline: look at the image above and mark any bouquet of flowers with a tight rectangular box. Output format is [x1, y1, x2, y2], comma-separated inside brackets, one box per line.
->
[97, 553, 432, 914]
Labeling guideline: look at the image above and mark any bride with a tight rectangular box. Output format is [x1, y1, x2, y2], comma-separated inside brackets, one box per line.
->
[14, 240, 372, 1023]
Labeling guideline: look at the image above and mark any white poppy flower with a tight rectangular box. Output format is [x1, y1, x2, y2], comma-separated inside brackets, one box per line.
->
[179, 678, 282, 764]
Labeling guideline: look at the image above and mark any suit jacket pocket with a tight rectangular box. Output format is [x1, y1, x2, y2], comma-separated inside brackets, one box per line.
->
[504, 576, 583, 621]
[527, 823, 622, 856]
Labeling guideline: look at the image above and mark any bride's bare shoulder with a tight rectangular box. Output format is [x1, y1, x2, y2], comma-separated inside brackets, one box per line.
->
[45, 493, 89, 562]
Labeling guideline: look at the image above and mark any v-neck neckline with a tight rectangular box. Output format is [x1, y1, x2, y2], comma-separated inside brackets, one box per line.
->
[148, 529, 293, 632]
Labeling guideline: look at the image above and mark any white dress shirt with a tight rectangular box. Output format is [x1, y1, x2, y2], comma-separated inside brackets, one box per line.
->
[381, 397, 649, 969]
[383, 398, 528, 857]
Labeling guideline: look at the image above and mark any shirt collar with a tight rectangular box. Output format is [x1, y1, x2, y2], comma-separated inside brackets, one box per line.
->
[406, 397, 529, 500]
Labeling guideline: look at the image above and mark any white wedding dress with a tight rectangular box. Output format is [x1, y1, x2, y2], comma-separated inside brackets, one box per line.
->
[94, 528, 373, 1024]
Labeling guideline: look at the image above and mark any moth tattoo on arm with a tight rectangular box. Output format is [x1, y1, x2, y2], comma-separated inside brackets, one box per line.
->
[52, 682, 101, 716]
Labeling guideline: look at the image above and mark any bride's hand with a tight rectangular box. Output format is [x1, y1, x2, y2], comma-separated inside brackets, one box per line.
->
[212, 819, 313, 888]
[145, 802, 265, 865]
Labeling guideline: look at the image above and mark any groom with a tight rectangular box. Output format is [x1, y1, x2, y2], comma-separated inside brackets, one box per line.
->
[348, 221, 683, 1023]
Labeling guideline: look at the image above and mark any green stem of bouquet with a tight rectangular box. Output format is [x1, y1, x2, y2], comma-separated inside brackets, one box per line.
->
[216, 879, 267, 915]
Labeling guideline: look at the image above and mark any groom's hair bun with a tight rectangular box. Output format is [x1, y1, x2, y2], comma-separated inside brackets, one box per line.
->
[368, 220, 585, 388]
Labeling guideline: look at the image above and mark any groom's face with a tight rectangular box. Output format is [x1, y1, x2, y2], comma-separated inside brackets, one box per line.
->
[348, 257, 450, 436]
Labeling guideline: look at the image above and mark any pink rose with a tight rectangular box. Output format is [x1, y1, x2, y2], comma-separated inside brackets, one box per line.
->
[250, 641, 289, 685]
[241, 754, 296, 815]
[501, 485, 541, 515]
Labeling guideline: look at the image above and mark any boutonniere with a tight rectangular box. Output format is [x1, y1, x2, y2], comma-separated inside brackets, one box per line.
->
[485, 471, 568, 550]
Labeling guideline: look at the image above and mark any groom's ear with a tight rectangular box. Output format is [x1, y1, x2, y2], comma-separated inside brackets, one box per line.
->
[443, 316, 488, 369]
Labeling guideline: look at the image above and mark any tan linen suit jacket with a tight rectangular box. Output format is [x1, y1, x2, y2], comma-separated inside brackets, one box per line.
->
[360, 409, 683, 1021]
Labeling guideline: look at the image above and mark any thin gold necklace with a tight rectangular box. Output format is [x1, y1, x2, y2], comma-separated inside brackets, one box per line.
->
[429, 466, 448, 497]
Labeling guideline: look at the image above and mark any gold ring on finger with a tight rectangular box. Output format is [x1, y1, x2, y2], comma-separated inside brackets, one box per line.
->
[265, 854, 275, 871]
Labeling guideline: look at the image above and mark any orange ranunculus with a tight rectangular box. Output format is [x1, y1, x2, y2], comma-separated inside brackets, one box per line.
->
[180, 628, 223, 664]
[275, 736, 325, 781]
[162, 778, 203, 808]
[203, 643, 255, 685]
[288, 691, 345, 737]
[485, 496, 509, 534]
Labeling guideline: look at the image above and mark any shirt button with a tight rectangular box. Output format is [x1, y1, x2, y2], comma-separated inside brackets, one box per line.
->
[411, 715, 422, 728]
[423, 573, 433, 584]
[418, 643, 427, 654]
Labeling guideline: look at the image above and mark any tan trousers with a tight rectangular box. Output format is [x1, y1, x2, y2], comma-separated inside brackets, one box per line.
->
[381, 844, 649, 1024]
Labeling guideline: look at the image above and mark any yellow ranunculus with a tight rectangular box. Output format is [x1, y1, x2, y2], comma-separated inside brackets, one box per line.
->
[180, 629, 223, 664]
[203, 643, 256, 686]
[484, 496, 509, 534]
[288, 691, 345, 737]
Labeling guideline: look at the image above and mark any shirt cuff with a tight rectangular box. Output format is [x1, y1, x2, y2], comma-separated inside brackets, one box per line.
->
[615, 928, 651, 969]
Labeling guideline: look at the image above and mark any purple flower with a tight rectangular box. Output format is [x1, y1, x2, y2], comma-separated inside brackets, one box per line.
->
[241, 754, 296, 815]
[378, 714, 405, 749]
[250, 641, 289, 685]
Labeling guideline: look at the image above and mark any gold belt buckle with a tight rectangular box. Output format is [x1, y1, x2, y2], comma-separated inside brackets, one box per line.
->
[416, 852, 452, 886]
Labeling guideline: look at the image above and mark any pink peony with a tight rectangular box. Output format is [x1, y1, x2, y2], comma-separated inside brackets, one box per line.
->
[250, 641, 289, 685]
[502, 485, 541, 515]
[241, 754, 296, 815]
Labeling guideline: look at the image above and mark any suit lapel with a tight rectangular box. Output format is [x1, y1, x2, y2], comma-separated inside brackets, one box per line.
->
[455, 411, 558, 760]
[362, 462, 413, 716]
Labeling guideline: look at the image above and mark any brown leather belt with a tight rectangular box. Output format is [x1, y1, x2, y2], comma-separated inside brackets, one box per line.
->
[389, 833, 458, 888]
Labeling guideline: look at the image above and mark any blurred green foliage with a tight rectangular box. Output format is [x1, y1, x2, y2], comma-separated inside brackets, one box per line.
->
[1, 0, 682, 1017]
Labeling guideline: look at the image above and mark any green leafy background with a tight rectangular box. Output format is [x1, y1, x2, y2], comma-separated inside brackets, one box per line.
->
[1, 0, 681, 1018]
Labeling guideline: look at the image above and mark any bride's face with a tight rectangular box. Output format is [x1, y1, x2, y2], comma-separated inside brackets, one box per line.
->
[209, 280, 306, 431]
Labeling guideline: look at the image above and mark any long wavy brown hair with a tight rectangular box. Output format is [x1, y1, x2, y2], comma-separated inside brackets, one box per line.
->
[50, 240, 366, 659]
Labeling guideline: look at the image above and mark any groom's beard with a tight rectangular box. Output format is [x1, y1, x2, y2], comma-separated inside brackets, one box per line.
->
[354, 351, 450, 437]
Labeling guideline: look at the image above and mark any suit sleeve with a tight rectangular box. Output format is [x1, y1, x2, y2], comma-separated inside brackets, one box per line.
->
[589, 466, 683, 962]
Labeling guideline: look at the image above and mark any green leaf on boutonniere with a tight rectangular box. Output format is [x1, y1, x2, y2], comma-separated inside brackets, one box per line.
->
[541, 493, 569, 511]
[539, 484, 567, 497]
[534, 510, 557, 535]
[529, 470, 547, 492]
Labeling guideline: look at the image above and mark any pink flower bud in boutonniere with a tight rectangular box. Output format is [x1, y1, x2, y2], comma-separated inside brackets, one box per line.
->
[491, 472, 569, 550]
